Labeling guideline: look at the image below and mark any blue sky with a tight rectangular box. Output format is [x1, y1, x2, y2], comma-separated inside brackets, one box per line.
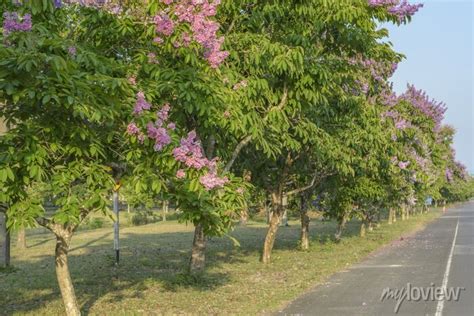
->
[383, 0, 473, 173]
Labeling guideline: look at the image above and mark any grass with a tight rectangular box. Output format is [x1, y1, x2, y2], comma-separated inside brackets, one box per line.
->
[0, 209, 442, 315]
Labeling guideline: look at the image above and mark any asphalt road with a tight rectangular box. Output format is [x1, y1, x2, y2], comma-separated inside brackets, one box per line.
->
[277, 201, 474, 316]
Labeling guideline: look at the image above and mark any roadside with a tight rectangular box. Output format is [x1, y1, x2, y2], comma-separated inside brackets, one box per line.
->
[277, 202, 473, 316]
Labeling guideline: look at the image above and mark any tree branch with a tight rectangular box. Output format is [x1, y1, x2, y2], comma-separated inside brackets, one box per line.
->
[222, 86, 288, 173]
[224, 135, 252, 173]
[263, 85, 288, 122]
[286, 173, 318, 196]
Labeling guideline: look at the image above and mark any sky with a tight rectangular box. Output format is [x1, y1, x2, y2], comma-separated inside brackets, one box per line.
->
[383, 0, 474, 173]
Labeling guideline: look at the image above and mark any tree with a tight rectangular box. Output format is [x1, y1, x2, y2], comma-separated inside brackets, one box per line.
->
[0, 2, 135, 314]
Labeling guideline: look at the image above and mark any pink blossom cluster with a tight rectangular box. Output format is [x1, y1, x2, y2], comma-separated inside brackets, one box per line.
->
[68, 46, 77, 56]
[381, 110, 412, 131]
[154, 14, 175, 36]
[394, 118, 411, 130]
[147, 122, 171, 151]
[127, 122, 145, 143]
[454, 161, 468, 180]
[233, 80, 248, 90]
[172, 131, 229, 190]
[398, 161, 410, 169]
[133, 92, 152, 115]
[54, 1, 122, 15]
[399, 85, 447, 131]
[173, 131, 209, 169]
[380, 89, 398, 107]
[127, 95, 228, 190]
[199, 171, 229, 190]
[412, 151, 428, 169]
[147, 103, 175, 151]
[368, 0, 424, 21]
[129, 93, 175, 150]
[2, 12, 32, 37]
[350, 58, 397, 82]
[153, 0, 229, 68]
[381, 110, 399, 120]
[147, 52, 159, 64]
[445, 168, 453, 182]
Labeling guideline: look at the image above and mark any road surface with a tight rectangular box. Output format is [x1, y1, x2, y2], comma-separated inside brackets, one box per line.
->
[277, 201, 474, 316]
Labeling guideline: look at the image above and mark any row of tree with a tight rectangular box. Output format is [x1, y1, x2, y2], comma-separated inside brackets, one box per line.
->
[1, 1, 472, 315]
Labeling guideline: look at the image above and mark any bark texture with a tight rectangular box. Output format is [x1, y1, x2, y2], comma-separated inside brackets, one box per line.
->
[360, 222, 366, 237]
[17, 227, 27, 249]
[239, 207, 249, 226]
[189, 223, 206, 274]
[335, 213, 349, 242]
[299, 194, 310, 250]
[55, 232, 81, 316]
[261, 192, 282, 263]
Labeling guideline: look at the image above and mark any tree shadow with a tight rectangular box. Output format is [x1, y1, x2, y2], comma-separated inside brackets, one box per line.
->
[0, 217, 364, 315]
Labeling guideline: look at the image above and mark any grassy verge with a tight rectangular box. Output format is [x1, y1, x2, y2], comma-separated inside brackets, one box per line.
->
[0, 208, 442, 315]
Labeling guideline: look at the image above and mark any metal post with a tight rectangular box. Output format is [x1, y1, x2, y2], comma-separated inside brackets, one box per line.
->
[113, 190, 120, 265]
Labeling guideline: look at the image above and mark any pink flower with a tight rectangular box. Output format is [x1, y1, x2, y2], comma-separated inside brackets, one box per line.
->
[398, 161, 410, 169]
[176, 169, 186, 179]
[223, 110, 231, 118]
[154, 13, 175, 36]
[128, 76, 136, 85]
[127, 122, 140, 135]
[236, 187, 244, 194]
[147, 52, 158, 64]
[68, 46, 77, 56]
[134, 91, 152, 115]
[153, 37, 164, 44]
[199, 172, 229, 190]
[138, 133, 145, 143]
[147, 122, 171, 151]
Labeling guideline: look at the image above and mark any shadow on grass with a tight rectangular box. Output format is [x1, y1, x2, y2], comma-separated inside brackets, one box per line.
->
[0, 217, 363, 315]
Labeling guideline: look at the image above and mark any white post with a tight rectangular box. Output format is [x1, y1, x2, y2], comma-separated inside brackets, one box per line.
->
[113, 190, 120, 265]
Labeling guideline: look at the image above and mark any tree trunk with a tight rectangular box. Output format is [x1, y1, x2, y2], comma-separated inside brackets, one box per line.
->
[401, 206, 406, 221]
[299, 194, 310, 250]
[17, 227, 27, 249]
[368, 221, 374, 231]
[280, 209, 289, 226]
[239, 207, 249, 226]
[189, 223, 206, 274]
[266, 201, 271, 224]
[393, 208, 397, 222]
[335, 212, 349, 242]
[261, 192, 282, 263]
[55, 231, 81, 316]
[280, 194, 289, 226]
[388, 208, 393, 225]
[0, 211, 10, 268]
[162, 200, 168, 222]
[360, 222, 366, 237]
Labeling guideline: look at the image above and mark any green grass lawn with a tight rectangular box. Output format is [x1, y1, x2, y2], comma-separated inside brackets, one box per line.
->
[0, 209, 442, 315]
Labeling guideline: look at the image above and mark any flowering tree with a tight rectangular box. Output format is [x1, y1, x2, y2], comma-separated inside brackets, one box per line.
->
[119, 0, 251, 273]
[217, 0, 412, 263]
